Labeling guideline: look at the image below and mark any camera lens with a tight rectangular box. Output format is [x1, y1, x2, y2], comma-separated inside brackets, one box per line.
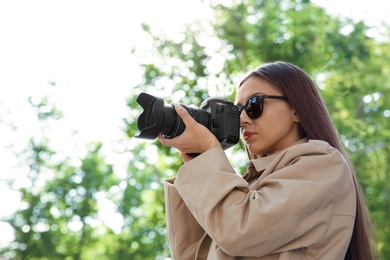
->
[135, 92, 209, 140]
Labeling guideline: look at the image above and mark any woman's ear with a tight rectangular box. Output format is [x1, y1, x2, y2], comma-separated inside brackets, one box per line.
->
[293, 111, 300, 123]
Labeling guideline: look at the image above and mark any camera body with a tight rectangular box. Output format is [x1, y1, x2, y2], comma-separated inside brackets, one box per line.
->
[135, 92, 240, 150]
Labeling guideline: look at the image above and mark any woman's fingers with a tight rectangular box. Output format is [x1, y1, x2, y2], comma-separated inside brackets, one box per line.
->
[174, 104, 195, 126]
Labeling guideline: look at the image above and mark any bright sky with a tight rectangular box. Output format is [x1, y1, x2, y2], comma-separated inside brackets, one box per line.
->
[0, 0, 389, 250]
[0, 0, 209, 143]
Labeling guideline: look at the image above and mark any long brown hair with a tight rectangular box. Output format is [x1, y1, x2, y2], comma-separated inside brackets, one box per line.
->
[240, 61, 378, 259]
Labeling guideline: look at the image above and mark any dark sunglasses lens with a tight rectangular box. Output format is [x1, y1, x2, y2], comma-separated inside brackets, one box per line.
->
[246, 96, 263, 119]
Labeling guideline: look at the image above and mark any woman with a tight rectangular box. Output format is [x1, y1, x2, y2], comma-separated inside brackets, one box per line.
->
[158, 61, 378, 259]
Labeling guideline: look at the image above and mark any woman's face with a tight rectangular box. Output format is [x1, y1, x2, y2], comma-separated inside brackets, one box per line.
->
[236, 76, 302, 157]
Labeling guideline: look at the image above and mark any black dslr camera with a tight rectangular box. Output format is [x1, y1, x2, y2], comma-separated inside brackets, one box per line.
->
[135, 92, 240, 150]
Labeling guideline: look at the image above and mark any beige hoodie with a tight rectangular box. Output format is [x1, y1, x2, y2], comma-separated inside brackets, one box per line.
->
[164, 139, 356, 259]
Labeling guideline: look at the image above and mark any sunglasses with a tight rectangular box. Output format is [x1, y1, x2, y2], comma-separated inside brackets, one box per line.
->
[237, 94, 289, 119]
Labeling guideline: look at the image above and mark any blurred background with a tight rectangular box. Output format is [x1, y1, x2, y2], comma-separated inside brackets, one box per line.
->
[0, 0, 389, 259]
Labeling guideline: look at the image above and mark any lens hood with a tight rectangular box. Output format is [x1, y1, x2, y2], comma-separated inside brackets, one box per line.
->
[135, 92, 165, 139]
[135, 92, 180, 140]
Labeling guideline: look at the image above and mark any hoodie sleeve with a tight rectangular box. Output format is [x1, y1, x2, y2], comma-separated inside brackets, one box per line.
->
[164, 178, 207, 259]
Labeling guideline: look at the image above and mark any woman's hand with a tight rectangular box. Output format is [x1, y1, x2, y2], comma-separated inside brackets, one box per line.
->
[158, 104, 221, 162]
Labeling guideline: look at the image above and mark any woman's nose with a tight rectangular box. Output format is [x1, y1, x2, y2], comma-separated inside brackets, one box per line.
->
[239, 109, 250, 126]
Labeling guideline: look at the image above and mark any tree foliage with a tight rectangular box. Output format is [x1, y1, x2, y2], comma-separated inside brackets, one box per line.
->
[1, 0, 389, 259]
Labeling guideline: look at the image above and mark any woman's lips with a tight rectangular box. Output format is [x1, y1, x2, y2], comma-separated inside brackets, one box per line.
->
[243, 131, 256, 141]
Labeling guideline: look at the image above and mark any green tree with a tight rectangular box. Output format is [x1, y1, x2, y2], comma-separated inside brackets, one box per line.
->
[1, 93, 121, 259]
[1, 89, 172, 259]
